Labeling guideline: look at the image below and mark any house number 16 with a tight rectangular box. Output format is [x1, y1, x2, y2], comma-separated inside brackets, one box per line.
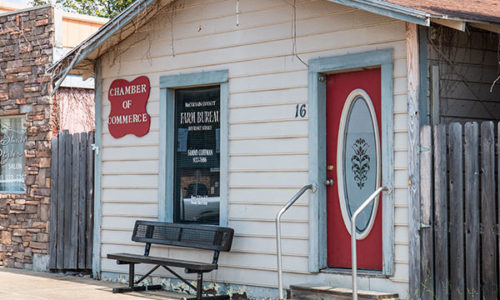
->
[295, 104, 307, 118]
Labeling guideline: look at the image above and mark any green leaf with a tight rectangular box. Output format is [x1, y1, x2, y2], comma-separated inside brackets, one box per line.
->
[31, 0, 136, 18]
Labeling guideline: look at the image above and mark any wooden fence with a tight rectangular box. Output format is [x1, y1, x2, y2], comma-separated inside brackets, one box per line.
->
[49, 131, 95, 271]
[420, 121, 499, 299]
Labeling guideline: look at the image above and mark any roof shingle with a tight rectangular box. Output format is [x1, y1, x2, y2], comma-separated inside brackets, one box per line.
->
[384, 0, 500, 24]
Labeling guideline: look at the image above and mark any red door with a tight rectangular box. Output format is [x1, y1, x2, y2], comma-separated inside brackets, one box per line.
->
[326, 68, 382, 270]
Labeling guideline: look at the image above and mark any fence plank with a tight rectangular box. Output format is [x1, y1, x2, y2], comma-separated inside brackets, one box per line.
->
[498, 122, 500, 298]
[420, 125, 434, 299]
[56, 131, 66, 269]
[449, 123, 465, 299]
[433, 124, 448, 300]
[78, 132, 87, 269]
[49, 137, 58, 269]
[67, 133, 79, 269]
[86, 132, 94, 269]
[480, 122, 497, 299]
[63, 131, 73, 268]
[464, 122, 480, 299]
[498, 122, 500, 296]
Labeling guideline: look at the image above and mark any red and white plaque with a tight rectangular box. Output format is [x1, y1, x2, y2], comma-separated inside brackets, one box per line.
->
[107, 76, 151, 138]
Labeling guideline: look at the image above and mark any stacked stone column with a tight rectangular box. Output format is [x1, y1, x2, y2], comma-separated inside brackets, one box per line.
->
[0, 6, 54, 269]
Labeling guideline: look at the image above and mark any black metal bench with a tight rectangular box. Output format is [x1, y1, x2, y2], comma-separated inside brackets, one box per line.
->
[107, 220, 234, 300]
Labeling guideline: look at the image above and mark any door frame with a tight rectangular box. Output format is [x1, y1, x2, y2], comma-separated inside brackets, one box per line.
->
[307, 49, 394, 275]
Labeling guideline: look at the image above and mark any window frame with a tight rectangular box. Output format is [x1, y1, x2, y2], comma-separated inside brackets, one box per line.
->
[159, 70, 228, 226]
[0, 115, 26, 194]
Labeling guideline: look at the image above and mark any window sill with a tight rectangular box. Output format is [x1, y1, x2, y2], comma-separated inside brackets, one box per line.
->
[320, 268, 389, 278]
[0, 191, 26, 194]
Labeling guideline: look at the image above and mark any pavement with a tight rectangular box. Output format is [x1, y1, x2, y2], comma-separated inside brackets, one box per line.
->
[0, 267, 184, 300]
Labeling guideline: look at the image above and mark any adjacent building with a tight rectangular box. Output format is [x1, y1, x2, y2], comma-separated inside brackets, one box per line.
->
[0, 2, 106, 270]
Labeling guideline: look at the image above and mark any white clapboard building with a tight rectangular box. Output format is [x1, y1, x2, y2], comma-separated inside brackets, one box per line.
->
[51, 0, 500, 299]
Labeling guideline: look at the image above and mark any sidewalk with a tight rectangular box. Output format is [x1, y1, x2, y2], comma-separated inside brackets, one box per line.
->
[0, 267, 183, 300]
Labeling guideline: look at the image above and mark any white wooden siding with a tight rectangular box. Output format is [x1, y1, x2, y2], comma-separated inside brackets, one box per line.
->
[99, 0, 410, 297]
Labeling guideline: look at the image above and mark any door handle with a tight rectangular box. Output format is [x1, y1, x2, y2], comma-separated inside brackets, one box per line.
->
[325, 179, 334, 186]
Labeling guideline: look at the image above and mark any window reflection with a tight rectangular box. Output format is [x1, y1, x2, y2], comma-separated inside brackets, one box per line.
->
[0, 117, 26, 193]
[174, 86, 220, 224]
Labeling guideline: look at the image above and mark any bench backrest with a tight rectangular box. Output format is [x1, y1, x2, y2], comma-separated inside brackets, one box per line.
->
[132, 220, 234, 252]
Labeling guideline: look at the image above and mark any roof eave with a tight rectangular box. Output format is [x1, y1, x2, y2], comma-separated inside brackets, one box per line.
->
[429, 15, 500, 33]
[326, 0, 430, 26]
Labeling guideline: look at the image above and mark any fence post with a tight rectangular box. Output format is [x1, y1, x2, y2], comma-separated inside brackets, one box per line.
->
[420, 125, 433, 299]
[86, 132, 95, 270]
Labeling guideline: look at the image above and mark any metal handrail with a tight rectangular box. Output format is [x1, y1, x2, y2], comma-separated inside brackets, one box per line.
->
[275, 184, 316, 300]
[351, 186, 391, 300]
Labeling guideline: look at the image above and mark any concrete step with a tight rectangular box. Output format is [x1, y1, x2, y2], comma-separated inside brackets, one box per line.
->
[290, 284, 399, 300]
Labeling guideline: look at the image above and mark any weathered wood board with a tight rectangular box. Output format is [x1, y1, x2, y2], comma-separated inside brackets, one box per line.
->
[420, 125, 433, 300]
[49, 131, 95, 271]
[420, 121, 500, 299]
[433, 124, 448, 300]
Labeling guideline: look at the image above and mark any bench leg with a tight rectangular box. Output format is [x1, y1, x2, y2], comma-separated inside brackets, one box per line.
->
[129, 263, 135, 289]
[196, 272, 203, 300]
[184, 272, 231, 300]
[112, 263, 162, 294]
[182, 271, 230, 300]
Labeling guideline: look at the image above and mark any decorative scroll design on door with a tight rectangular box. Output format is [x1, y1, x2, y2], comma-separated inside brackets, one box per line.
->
[351, 138, 370, 189]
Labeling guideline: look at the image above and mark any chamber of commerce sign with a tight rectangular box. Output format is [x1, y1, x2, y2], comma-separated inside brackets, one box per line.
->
[107, 76, 151, 138]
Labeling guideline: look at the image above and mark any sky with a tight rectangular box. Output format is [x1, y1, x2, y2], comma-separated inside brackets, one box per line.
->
[4, 0, 32, 6]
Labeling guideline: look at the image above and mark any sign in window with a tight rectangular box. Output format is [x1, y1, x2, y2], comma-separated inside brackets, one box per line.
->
[0, 117, 26, 193]
[174, 86, 220, 224]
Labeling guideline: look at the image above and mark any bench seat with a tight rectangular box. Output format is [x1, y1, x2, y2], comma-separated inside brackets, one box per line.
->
[108, 253, 217, 272]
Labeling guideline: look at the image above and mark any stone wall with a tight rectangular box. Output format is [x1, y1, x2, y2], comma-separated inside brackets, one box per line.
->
[0, 6, 54, 269]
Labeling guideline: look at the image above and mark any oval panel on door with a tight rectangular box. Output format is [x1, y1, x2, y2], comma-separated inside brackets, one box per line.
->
[336, 88, 380, 240]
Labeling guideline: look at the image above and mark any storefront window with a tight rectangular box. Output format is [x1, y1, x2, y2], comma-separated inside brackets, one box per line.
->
[174, 86, 220, 224]
[0, 117, 26, 193]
